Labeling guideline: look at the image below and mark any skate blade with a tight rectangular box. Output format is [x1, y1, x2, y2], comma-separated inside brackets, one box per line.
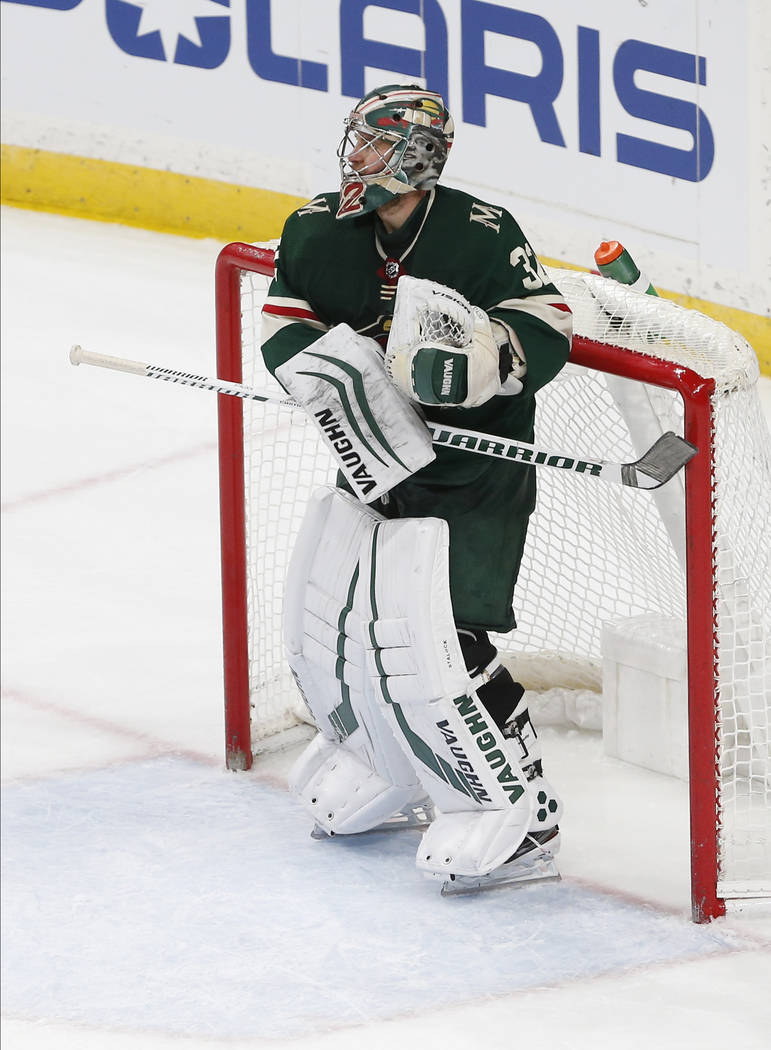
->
[379, 802, 434, 831]
[440, 852, 560, 897]
[310, 802, 435, 840]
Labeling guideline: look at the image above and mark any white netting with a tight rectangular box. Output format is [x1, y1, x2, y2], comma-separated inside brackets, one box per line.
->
[561, 271, 760, 394]
[239, 269, 336, 742]
[712, 384, 771, 894]
[233, 258, 770, 898]
[514, 269, 770, 897]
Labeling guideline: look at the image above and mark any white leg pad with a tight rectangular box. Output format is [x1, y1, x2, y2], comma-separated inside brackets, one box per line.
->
[284, 487, 424, 835]
[526, 774, 563, 832]
[289, 733, 418, 835]
[503, 693, 564, 832]
[417, 809, 536, 879]
[359, 515, 534, 877]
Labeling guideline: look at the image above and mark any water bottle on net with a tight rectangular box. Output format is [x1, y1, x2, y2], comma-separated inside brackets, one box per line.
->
[594, 240, 658, 297]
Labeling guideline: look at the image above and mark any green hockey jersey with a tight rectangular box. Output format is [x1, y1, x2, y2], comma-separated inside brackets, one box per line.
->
[261, 185, 572, 631]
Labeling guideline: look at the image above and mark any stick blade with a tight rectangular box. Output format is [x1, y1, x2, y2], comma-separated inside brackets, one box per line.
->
[623, 432, 698, 488]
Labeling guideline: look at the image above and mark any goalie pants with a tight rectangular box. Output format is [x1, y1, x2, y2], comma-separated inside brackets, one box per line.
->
[361, 448, 535, 633]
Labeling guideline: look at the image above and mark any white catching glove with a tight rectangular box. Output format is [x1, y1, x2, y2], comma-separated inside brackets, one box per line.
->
[385, 276, 526, 408]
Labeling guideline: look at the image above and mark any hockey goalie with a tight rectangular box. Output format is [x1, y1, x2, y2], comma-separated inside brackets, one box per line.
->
[259, 84, 572, 893]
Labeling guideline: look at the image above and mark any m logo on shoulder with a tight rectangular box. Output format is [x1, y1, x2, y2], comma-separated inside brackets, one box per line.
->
[470, 202, 503, 232]
[297, 197, 332, 217]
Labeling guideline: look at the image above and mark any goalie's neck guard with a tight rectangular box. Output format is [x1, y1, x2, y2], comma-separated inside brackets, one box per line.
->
[336, 84, 454, 220]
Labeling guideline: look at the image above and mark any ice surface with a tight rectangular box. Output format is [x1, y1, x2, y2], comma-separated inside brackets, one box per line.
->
[0, 757, 749, 1042]
[2, 207, 770, 1050]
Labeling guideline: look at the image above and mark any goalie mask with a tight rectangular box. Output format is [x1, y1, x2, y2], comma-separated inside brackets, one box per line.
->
[336, 84, 454, 220]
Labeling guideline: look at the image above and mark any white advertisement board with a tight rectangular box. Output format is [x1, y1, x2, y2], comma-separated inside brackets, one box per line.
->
[1, 0, 769, 317]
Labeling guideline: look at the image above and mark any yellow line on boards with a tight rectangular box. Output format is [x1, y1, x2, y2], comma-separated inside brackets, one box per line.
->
[1, 144, 306, 243]
[2, 144, 769, 372]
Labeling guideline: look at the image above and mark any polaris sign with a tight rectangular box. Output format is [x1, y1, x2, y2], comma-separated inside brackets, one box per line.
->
[2, 0, 763, 315]
[3, 0, 715, 184]
[336, 1, 715, 183]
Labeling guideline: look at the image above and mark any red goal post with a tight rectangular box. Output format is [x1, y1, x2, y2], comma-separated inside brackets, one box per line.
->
[215, 241, 770, 923]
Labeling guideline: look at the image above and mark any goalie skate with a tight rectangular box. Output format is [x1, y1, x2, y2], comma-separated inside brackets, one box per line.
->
[310, 799, 435, 839]
[439, 828, 561, 896]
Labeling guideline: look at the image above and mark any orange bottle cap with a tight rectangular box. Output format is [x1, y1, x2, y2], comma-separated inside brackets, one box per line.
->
[594, 240, 624, 265]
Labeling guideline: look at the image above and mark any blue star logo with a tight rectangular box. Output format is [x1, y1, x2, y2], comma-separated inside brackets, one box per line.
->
[106, 0, 230, 68]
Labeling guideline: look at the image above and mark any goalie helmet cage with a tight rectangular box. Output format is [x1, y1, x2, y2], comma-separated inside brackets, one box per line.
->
[215, 241, 770, 924]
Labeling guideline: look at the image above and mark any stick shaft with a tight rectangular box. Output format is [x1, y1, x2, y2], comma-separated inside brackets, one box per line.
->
[70, 344, 295, 406]
[69, 346, 148, 376]
[69, 345, 693, 488]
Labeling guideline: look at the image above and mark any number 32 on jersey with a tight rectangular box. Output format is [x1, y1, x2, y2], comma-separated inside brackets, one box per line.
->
[511, 244, 549, 290]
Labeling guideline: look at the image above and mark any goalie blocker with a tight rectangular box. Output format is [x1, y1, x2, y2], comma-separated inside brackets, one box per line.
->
[275, 324, 434, 503]
[285, 487, 562, 881]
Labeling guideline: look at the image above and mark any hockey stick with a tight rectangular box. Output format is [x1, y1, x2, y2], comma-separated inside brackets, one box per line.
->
[69, 345, 696, 490]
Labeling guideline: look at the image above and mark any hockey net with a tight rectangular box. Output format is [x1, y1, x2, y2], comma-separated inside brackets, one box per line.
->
[216, 241, 770, 922]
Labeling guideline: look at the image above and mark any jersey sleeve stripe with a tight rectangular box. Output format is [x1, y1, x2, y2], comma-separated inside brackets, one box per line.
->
[261, 310, 329, 344]
[263, 295, 321, 319]
[491, 295, 573, 340]
[492, 293, 572, 312]
[264, 304, 321, 322]
[262, 296, 329, 337]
